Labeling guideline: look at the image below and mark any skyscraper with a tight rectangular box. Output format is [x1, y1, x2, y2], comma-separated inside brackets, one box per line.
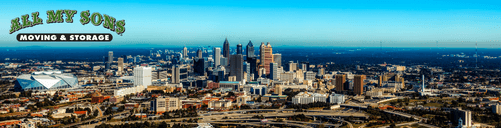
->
[214, 47, 221, 67]
[229, 54, 244, 81]
[260, 42, 273, 74]
[247, 57, 257, 80]
[246, 40, 254, 58]
[270, 63, 278, 80]
[354, 75, 365, 95]
[197, 49, 202, 58]
[243, 62, 251, 82]
[273, 53, 282, 66]
[260, 42, 265, 65]
[378, 75, 383, 87]
[107, 51, 113, 70]
[108, 51, 113, 64]
[117, 57, 124, 75]
[223, 38, 230, 60]
[335, 74, 346, 92]
[171, 65, 180, 84]
[236, 44, 243, 55]
[134, 66, 152, 89]
[183, 46, 188, 59]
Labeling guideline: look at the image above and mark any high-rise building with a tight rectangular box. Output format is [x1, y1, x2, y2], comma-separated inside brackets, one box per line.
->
[223, 38, 230, 61]
[194, 58, 207, 75]
[354, 75, 366, 95]
[171, 65, 180, 84]
[259, 42, 265, 68]
[247, 57, 257, 79]
[106, 51, 113, 70]
[117, 57, 124, 75]
[287, 61, 297, 72]
[273, 53, 282, 66]
[134, 66, 152, 89]
[335, 74, 346, 92]
[270, 63, 279, 80]
[229, 54, 244, 81]
[183, 46, 188, 59]
[260, 42, 273, 74]
[246, 40, 254, 58]
[108, 51, 113, 64]
[197, 49, 202, 58]
[236, 44, 243, 55]
[452, 108, 472, 127]
[243, 62, 251, 82]
[378, 75, 383, 87]
[300, 61, 310, 71]
[493, 104, 501, 115]
[318, 68, 325, 75]
[305, 71, 315, 80]
[214, 47, 221, 67]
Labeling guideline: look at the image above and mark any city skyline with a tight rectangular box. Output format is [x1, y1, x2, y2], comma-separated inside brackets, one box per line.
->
[1, 0, 501, 48]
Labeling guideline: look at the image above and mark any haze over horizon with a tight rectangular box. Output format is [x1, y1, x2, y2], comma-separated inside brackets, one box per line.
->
[1, 0, 500, 48]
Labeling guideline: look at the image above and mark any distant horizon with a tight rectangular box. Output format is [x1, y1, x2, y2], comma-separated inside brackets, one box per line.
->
[0, 43, 498, 49]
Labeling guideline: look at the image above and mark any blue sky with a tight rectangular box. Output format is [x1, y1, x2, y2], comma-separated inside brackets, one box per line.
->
[1, 0, 500, 48]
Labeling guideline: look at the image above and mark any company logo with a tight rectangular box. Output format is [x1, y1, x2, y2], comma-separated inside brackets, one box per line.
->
[9, 10, 125, 42]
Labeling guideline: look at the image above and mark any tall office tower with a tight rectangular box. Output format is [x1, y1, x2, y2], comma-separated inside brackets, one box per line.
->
[452, 108, 472, 127]
[243, 62, 251, 82]
[270, 63, 279, 80]
[335, 74, 346, 92]
[108, 51, 113, 64]
[117, 57, 124, 75]
[318, 68, 325, 75]
[214, 47, 221, 67]
[183, 46, 188, 59]
[354, 75, 366, 95]
[230, 54, 244, 81]
[247, 57, 257, 79]
[106, 51, 113, 70]
[259, 42, 266, 65]
[194, 58, 207, 75]
[246, 40, 254, 58]
[273, 53, 282, 66]
[171, 65, 180, 84]
[223, 38, 230, 60]
[134, 66, 152, 89]
[300, 61, 310, 71]
[217, 66, 226, 82]
[262, 42, 273, 74]
[378, 76, 383, 87]
[197, 49, 202, 58]
[236, 44, 243, 55]
[277, 66, 283, 80]
[287, 61, 297, 71]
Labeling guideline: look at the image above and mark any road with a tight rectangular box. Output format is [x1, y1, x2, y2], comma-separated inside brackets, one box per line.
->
[62, 111, 130, 128]
[327, 117, 353, 128]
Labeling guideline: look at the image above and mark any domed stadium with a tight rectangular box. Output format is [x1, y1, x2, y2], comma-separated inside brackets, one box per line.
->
[14, 71, 79, 92]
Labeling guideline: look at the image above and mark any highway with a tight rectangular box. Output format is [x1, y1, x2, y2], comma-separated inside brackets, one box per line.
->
[62, 111, 130, 128]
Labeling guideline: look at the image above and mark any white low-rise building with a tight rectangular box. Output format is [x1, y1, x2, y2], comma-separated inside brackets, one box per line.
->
[329, 93, 345, 104]
[292, 92, 328, 104]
